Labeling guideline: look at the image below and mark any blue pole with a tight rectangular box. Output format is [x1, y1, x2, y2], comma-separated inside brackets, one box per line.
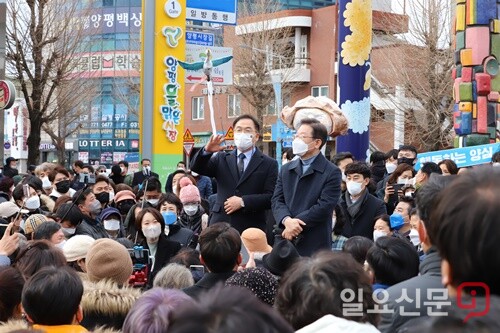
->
[337, 0, 372, 160]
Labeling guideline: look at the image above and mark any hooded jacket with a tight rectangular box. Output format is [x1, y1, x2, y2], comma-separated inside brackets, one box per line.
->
[80, 279, 142, 331]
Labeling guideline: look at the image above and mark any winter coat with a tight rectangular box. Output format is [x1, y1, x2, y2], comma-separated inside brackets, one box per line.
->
[80, 279, 142, 331]
[140, 233, 181, 286]
[339, 190, 387, 240]
[75, 216, 109, 240]
[378, 248, 443, 333]
[166, 223, 195, 248]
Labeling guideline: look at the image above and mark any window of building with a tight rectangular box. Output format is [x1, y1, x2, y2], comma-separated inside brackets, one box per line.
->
[265, 98, 277, 116]
[311, 86, 329, 97]
[228, 94, 241, 118]
[192, 97, 204, 120]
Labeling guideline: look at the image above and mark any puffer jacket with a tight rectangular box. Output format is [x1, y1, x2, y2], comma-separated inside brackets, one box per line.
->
[80, 279, 142, 331]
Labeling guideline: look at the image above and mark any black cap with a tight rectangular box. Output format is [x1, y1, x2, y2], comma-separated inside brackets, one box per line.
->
[6, 157, 18, 164]
[262, 238, 300, 276]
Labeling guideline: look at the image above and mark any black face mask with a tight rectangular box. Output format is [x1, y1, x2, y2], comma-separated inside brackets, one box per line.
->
[96, 192, 110, 205]
[118, 200, 135, 216]
[397, 157, 415, 166]
[55, 180, 71, 194]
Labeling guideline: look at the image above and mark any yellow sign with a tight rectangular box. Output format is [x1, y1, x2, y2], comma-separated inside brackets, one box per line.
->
[140, 0, 186, 185]
[225, 126, 234, 140]
[183, 128, 194, 143]
[153, 0, 185, 153]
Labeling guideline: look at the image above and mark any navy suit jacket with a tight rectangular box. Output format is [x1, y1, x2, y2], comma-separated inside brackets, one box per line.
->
[190, 147, 278, 234]
[272, 153, 341, 256]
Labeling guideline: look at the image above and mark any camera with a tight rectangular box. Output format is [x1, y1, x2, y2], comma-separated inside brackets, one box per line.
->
[79, 173, 96, 185]
[128, 245, 152, 288]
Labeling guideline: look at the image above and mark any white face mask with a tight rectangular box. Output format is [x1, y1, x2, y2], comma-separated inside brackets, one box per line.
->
[62, 227, 76, 237]
[191, 171, 199, 177]
[397, 177, 408, 185]
[292, 138, 310, 156]
[42, 176, 52, 189]
[386, 163, 397, 174]
[342, 172, 347, 182]
[373, 230, 387, 242]
[120, 167, 126, 173]
[143, 224, 161, 239]
[55, 240, 66, 249]
[25, 196, 41, 210]
[104, 219, 121, 231]
[148, 199, 159, 206]
[144, 166, 151, 173]
[346, 181, 364, 196]
[234, 133, 254, 151]
[409, 229, 421, 246]
[184, 204, 198, 216]
[405, 191, 414, 198]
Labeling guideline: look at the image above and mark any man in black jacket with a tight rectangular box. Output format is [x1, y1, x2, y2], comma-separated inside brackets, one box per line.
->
[340, 161, 386, 240]
[183, 222, 240, 299]
[190, 115, 278, 234]
[131, 158, 159, 188]
[3, 157, 18, 178]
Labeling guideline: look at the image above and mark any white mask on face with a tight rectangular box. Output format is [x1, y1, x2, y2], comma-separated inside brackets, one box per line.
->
[62, 227, 76, 237]
[143, 224, 161, 239]
[409, 229, 421, 246]
[405, 191, 414, 198]
[397, 177, 408, 185]
[25, 196, 41, 210]
[109, 191, 115, 203]
[373, 230, 387, 242]
[346, 181, 364, 196]
[292, 138, 310, 156]
[42, 176, 52, 189]
[386, 162, 397, 174]
[148, 198, 159, 206]
[342, 172, 347, 182]
[234, 133, 254, 151]
[55, 240, 66, 249]
[144, 166, 151, 174]
[184, 204, 198, 216]
[120, 167, 126, 173]
[104, 219, 121, 231]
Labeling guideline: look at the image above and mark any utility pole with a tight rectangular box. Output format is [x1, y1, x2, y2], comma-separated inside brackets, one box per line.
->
[0, 0, 6, 160]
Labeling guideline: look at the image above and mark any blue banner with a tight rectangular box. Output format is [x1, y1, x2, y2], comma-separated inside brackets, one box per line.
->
[186, 31, 214, 46]
[415, 143, 500, 170]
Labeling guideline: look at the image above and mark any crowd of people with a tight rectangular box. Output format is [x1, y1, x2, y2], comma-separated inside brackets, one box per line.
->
[0, 112, 498, 332]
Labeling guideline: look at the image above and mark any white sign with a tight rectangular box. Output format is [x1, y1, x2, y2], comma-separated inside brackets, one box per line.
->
[186, 0, 237, 25]
[184, 45, 233, 85]
[165, 0, 182, 18]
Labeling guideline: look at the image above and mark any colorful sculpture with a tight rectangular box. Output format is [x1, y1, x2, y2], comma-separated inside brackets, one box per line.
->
[453, 0, 500, 146]
[337, 0, 372, 159]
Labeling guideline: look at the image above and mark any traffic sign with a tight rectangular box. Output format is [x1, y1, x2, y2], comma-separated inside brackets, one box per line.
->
[186, 31, 214, 46]
[4, 142, 10, 150]
[183, 129, 195, 143]
[183, 143, 194, 156]
[225, 126, 234, 150]
[225, 126, 234, 140]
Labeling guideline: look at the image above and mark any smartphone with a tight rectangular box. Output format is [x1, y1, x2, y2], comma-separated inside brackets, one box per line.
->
[23, 184, 30, 199]
[190, 265, 205, 281]
[391, 184, 404, 202]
